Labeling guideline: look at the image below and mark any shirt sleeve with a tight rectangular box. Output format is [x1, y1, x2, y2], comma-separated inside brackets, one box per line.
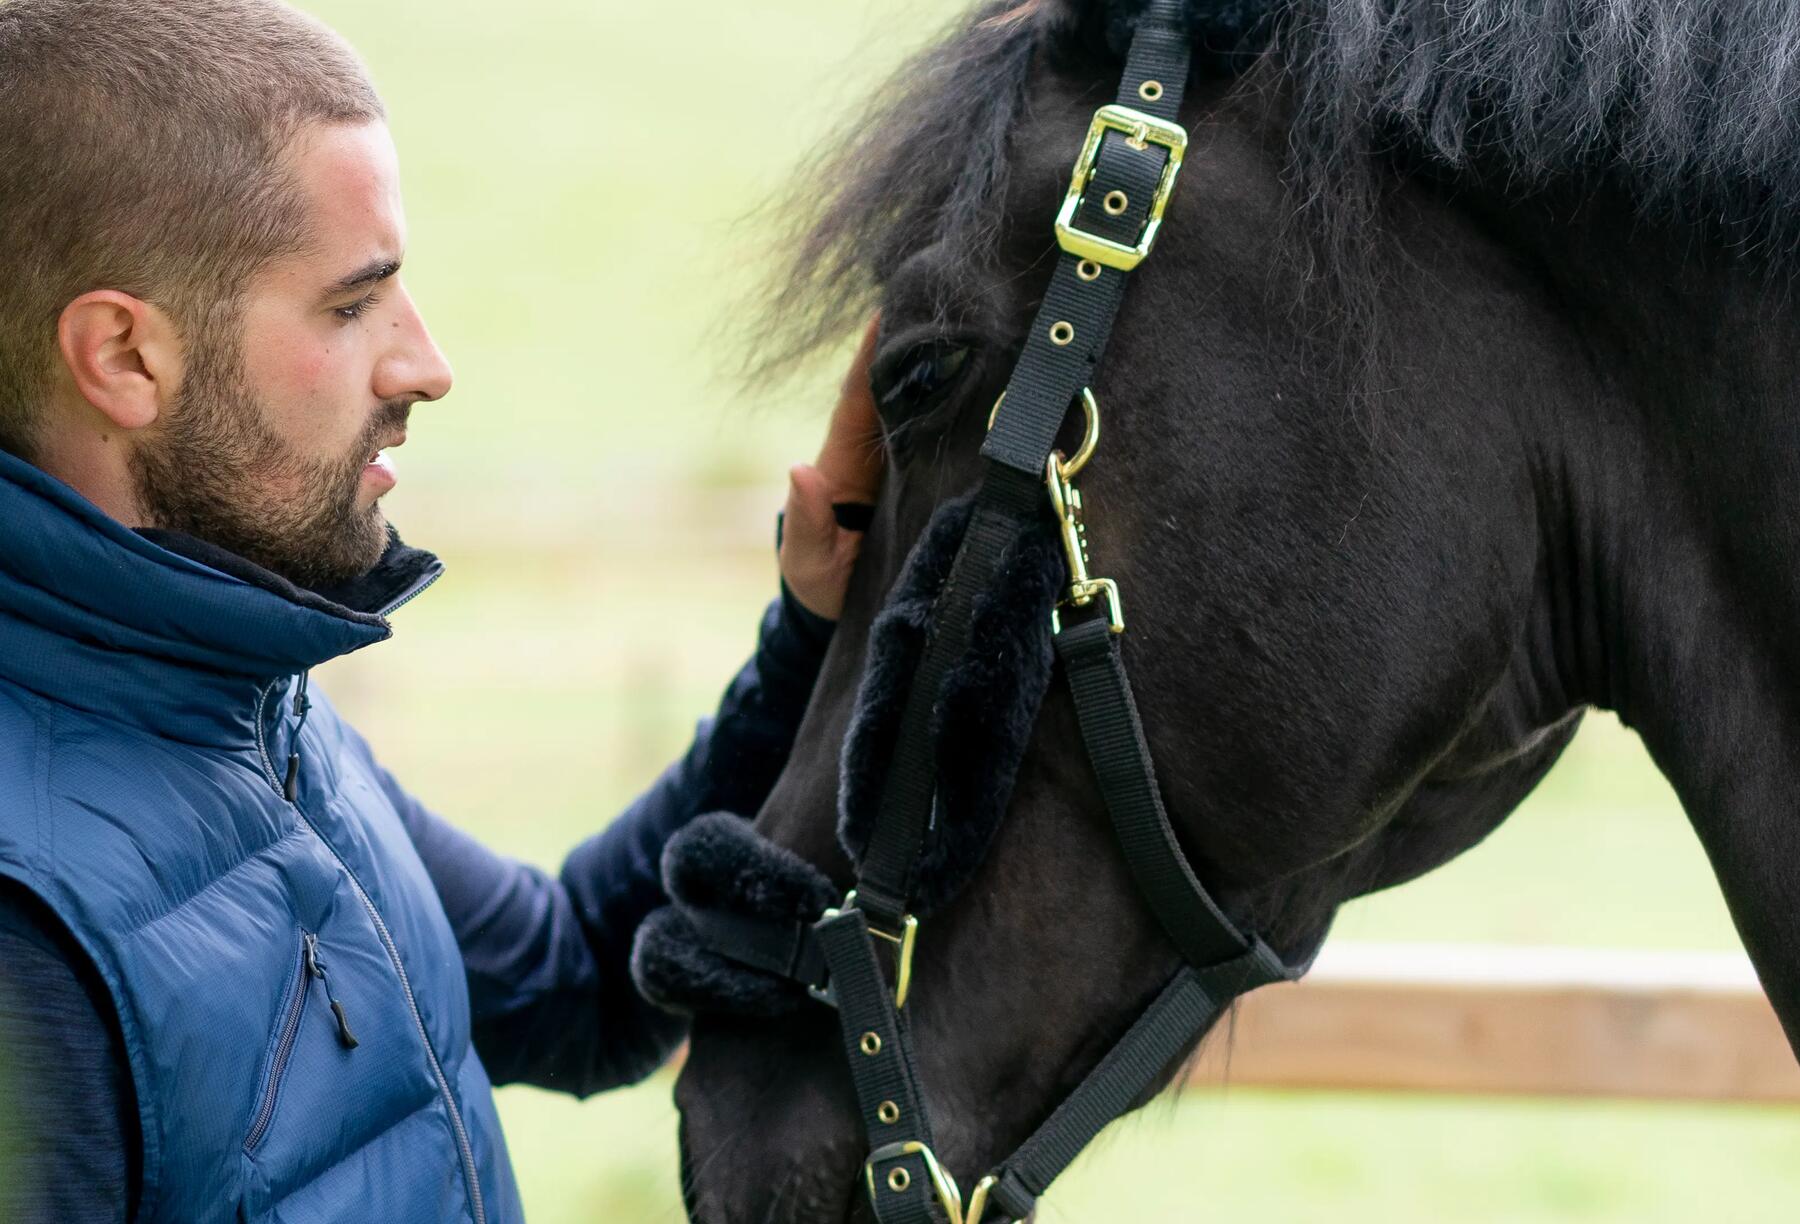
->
[0, 881, 139, 1223]
[383, 583, 834, 1096]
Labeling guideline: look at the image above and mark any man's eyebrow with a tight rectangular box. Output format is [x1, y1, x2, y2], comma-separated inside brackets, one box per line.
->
[324, 258, 402, 297]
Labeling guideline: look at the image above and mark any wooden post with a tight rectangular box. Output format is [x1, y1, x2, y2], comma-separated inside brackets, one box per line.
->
[1197, 943, 1800, 1103]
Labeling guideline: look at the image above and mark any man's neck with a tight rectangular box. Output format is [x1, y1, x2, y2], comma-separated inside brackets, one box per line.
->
[30, 392, 151, 528]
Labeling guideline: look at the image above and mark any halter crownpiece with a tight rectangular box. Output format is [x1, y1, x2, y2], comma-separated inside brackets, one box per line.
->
[633, 3, 1305, 1219]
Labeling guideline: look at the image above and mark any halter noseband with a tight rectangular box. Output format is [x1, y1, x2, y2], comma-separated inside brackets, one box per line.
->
[637, 6, 1304, 1219]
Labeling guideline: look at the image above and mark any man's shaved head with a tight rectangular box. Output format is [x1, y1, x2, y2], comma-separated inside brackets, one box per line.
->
[0, 0, 385, 460]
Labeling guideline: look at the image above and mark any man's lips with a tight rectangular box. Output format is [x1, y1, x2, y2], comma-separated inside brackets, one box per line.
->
[362, 433, 405, 492]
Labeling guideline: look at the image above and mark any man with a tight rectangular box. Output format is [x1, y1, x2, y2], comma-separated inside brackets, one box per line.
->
[0, 1, 881, 1220]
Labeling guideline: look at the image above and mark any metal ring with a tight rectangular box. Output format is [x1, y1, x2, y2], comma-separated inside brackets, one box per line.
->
[1076, 259, 1102, 281]
[888, 1168, 911, 1193]
[1049, 320, 1075, 346]
[860, 1031, 882, 1056]
[1102, 190, 1129, 216]
[987, 387, 1100, 479]
[878, 1100, 901, 1124]
[1139, 80, 1163, 102]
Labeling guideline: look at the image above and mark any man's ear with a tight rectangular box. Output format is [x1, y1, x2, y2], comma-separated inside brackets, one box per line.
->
[56, 291, 182, 432]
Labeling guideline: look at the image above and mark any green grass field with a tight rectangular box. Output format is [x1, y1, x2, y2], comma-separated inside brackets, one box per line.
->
[284, 0, 1800, 1218]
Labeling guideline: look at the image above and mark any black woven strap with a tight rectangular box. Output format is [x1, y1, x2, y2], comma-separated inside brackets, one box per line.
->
[855, 0, 1196, 929]
[981, 0, 1192, 475]
[853, 464, 1041, 929]
[1055, 616, 1253, 967]
[976, 940, 1288, 1220]
[814, 909, 950, 1224]
[682, 907, 829, 992]
[962, 615, 1298, 1221]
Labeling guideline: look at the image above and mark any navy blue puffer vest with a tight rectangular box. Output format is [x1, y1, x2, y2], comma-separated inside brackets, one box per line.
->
[0, 450, 524, 1222]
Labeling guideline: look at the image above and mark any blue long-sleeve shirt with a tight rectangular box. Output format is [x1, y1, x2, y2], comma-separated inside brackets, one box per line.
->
[0, 585, 832, 1222]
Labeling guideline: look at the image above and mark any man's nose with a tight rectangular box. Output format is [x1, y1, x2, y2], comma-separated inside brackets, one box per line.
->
[377, 283, 454, 405]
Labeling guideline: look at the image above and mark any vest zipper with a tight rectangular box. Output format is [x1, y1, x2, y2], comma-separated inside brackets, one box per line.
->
[304, 931, 360, 1049]
[244, 935, 316, 1154]
[257, 682, 487, 1224]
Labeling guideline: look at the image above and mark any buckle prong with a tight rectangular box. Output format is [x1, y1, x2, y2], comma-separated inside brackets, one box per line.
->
[865, 1142, 963, 1224]
[844, 890, 919, 1009]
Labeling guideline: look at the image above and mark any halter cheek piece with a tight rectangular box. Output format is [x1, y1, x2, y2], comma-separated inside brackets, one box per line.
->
[836, 495, 1064, 915]
[631, 5, 1304, 1219]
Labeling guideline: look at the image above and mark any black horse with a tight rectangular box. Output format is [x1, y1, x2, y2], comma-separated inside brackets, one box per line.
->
[667, 0, 1800, 1217]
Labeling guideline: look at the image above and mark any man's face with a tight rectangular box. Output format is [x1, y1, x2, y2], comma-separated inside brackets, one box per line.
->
[132, 120, 453, 588]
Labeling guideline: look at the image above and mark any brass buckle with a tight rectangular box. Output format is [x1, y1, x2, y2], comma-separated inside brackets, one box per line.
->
[965, 1175, 1025, 1224]
[1054, 104, 1189, 272]
[865, 1141, 963, 1224]
[845, 890, 919, 1009]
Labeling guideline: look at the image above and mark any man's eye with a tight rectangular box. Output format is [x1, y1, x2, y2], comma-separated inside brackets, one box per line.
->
[872, 341, 971, 420]
[333, 291, 383, 322]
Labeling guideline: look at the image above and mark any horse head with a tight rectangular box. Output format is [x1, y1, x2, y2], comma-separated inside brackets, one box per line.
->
[642, 0, 1800, 1218]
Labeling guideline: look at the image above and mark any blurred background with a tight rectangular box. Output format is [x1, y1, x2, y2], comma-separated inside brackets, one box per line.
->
[294, 0, 1800, 1219]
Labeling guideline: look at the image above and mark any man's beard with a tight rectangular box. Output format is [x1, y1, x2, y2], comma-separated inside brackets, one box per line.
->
[131, 333, 408, 590]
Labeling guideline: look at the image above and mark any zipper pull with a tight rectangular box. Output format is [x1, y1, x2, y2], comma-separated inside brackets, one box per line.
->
[302, 932, 360, 1050]
[283, 674, 313, 804]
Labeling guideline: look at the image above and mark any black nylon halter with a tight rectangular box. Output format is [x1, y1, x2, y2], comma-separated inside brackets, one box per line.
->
[679, 6, 1302, 1219]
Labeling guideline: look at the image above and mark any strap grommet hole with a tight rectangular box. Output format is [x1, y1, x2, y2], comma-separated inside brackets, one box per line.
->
[1139, 79, 1163, 102]
[1103, 190, 1129, 216]
[888, 1168, 911, 1193]
[860, 1031, 883, 1056]
[1049, 321, 1075, 346]
[1076, 259, 1102, 281]
[878, 1100, 901, 1124]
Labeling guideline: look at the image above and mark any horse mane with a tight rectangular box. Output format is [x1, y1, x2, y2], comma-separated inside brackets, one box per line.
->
[1280, 0, 1800, 298]
[739, 1, 1043, 382]
[747, 0, 1800, 377]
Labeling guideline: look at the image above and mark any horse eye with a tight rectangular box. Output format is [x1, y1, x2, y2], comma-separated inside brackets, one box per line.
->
[872, 341, 972, 420]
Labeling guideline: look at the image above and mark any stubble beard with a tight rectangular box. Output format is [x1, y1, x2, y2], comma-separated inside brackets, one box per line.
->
[131, 330, 405, 589]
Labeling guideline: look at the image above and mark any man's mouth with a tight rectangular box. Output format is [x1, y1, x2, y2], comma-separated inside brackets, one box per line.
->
[362, 433, 405, 490]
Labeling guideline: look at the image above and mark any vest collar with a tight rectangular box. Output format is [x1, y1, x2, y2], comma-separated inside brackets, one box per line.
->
[0, 447, 441, 748]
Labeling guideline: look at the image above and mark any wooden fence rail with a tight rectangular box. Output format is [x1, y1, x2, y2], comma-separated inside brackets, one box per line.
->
[1199, 943, 1800, 1104]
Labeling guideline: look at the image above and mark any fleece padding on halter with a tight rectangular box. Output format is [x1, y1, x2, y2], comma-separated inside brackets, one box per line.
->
[630, 813, 839, 1018]
[632, 499, 1066, 1017]
[836, 494, 1065, 915]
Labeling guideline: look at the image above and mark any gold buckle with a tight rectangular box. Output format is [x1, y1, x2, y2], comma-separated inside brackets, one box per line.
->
[865, 1142, 963, 1224]
[1054, 104, 1188, 272]
[845, 890, 919, 1009]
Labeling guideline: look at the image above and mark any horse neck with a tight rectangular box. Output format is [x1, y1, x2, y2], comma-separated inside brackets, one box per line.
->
[1496, 189, 1800, 1046]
